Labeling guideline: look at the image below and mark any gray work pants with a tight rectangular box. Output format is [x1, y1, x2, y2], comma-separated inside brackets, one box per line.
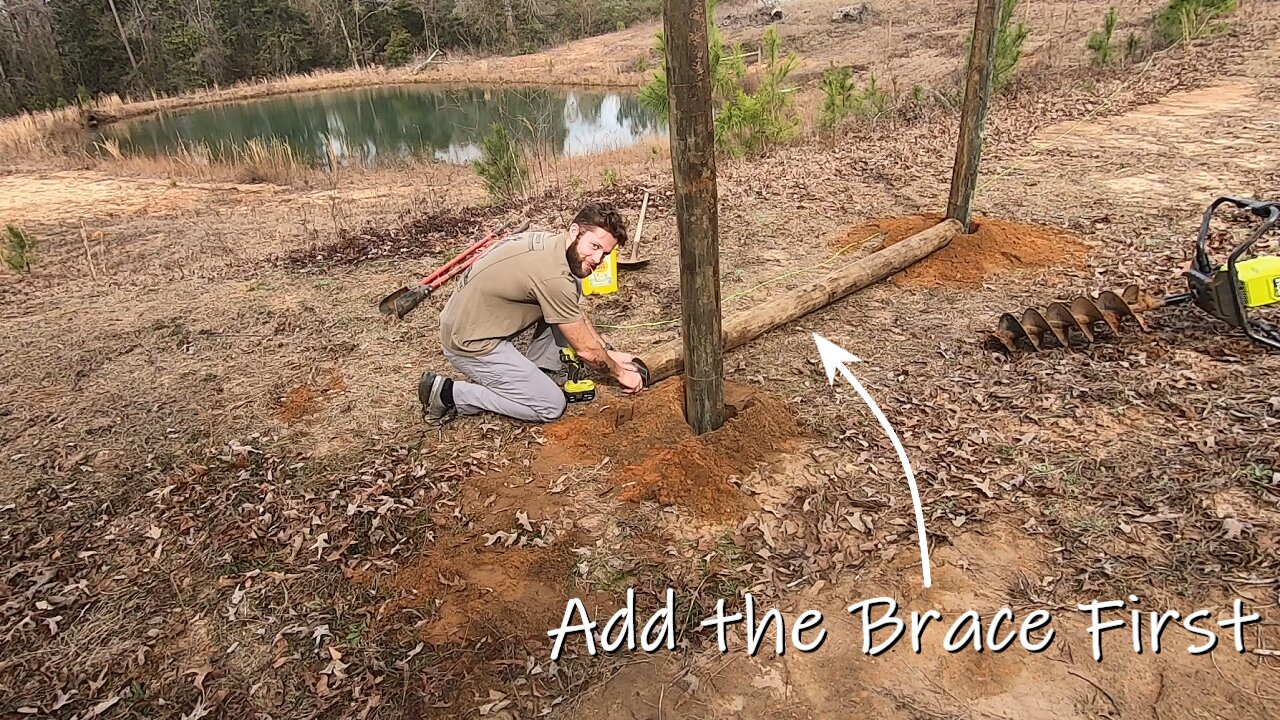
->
[443, 321, 569, 423]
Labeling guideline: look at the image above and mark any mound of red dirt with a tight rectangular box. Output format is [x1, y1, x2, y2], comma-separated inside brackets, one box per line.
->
[536, 379, 803, 519]
[373, 537, 580, 646]
[275, 370, 347, 425]
[833, 213, 1090, 289]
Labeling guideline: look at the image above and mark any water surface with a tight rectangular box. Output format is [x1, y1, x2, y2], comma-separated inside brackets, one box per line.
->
[94, 84, 667, 166]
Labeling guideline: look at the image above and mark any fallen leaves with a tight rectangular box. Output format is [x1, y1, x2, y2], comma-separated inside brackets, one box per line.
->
[1223, 518, 1248, 541]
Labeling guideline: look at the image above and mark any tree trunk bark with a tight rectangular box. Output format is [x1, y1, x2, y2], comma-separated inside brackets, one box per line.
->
[352, 0, 363, 65]
[663, 0, 725, 435]
[0, 47, 14, 108]
[639, 220, 963, 383]
[503, 0, 516, 36]
[337, 9, 360, 68]
[105, 0, 140, 76]
[946, 0, 1001, 233]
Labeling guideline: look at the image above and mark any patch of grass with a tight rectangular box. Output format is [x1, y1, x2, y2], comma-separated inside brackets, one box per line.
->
[0, 106, 82, 159]
[1243, 463, 1276, 495]
[344, 622, 364, 648]
[3, 225, 36, 273]
[1072, 514, 1114, 538]
[238, 137, 302, 185]
[1154, 0, 1237, 47]
[1029, 462, 1056, 476]
[601, 167, 620, 187]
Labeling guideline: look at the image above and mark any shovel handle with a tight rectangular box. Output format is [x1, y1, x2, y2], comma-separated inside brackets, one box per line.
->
[629, 190, 649, 263]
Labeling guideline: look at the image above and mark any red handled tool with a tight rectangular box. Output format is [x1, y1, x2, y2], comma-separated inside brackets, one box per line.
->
[377, 219, 530, 319]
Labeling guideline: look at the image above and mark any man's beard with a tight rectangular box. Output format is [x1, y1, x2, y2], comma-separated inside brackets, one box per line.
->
[566, 244, 590, 278]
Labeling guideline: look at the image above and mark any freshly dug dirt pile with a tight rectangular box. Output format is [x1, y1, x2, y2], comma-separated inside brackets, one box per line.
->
[537, 379, 803, 519]
[277, 385, 319, 424]
[834, 214, 1090, 288]
[275, 369, 347, 424]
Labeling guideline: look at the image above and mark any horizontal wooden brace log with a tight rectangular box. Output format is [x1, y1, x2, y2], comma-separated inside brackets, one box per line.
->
[639, 219, 963, 383]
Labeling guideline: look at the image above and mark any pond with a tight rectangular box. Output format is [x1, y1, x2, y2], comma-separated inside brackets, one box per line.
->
[91, 84, 668, 167]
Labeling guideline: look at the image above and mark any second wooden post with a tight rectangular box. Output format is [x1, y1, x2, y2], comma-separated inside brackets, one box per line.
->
[663, 0, 725, 434]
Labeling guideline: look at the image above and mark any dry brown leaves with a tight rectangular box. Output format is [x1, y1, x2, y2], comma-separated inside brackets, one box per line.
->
[0, 434, 492, 718]
[278, 182, 667, 273]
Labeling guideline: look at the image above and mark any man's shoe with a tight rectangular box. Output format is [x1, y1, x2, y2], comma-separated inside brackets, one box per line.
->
[418, 372, 457, 424]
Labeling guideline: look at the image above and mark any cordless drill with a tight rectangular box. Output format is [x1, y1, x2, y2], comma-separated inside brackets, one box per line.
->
[559, 348, 596, 403]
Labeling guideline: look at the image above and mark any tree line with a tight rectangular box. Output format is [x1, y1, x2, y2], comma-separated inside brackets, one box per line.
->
[0, 0, 659, 116]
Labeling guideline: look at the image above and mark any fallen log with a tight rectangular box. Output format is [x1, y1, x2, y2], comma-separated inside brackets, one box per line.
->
[639, 219, 963, 383]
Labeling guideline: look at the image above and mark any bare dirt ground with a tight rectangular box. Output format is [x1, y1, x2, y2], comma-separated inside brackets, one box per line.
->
[3, 1, 1280, 718]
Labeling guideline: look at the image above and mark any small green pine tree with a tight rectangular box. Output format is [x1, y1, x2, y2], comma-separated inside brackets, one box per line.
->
[385, 29, 413, 67]
[1153, 0, 1237, 47]
[1125, 31, 1143, 61]
[638, 0, 746, 121]
[4, 225, 36, 273]
[819, 66, 856, 129]
[964, 0, 1030, 92]
[1087, 8, 1118, 66]
[993, 0, 1030, 91]
[474, 124, 528, 202]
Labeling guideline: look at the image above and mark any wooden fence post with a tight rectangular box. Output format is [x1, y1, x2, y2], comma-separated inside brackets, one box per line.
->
[663, 0, 725, 434]
[946, 0, 1001, 234]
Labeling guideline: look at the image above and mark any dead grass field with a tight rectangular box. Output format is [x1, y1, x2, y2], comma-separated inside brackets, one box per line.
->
[3, 1, 1280, 718]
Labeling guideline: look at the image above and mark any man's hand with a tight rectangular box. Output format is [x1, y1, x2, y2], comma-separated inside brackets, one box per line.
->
[613, 363, 643, 394]
[607, 349, 637, 367]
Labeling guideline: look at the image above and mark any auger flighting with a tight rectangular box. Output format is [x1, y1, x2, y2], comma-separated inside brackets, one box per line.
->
[987, 196, 1280, 354]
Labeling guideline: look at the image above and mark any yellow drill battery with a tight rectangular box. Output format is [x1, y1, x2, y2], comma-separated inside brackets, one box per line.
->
[563, 379, 596, 403]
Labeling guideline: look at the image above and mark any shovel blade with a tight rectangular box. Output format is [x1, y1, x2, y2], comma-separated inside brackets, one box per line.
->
[378, 286, 413, 316]
[379, 285, 431, 318]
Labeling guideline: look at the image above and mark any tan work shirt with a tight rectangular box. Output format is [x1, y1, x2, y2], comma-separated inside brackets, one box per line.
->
[439, 230, 582, 357]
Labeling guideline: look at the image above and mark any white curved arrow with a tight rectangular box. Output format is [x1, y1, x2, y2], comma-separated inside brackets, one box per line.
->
[812, 333, 933, 588]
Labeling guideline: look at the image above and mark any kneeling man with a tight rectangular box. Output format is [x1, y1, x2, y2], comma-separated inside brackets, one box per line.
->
[419, 202, 645, 424]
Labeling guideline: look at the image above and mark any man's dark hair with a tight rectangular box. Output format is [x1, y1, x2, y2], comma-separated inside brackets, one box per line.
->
[572, 202, 628, 247]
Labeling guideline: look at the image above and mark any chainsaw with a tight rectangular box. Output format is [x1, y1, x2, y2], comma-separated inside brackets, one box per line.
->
[989, 195, 1280, 353]
[559, 348, 651, 403]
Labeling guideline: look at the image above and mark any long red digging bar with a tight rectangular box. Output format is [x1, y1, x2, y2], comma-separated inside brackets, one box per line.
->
[429, 247, 487, 290]
[419, 224, 508, 287]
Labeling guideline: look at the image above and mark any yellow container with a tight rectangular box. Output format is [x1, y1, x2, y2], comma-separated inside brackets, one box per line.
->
[581, 248, 619, 296]
[1229, 256, 1280, 307]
